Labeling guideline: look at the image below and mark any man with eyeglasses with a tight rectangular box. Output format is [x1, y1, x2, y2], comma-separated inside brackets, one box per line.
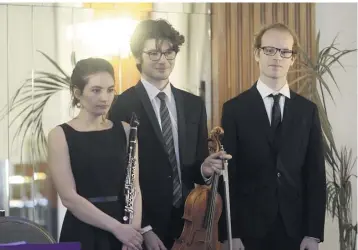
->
[218, 23, 326, 250]
[109, 19, 231, 249]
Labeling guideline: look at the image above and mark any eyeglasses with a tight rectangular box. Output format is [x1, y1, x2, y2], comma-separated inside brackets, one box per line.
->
[143, 50, 177, 61]
[260, 46, 295, 59]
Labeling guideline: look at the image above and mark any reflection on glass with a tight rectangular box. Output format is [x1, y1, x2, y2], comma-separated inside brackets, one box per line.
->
[0, 160, 10, 215]
[66, 18, 139, 58]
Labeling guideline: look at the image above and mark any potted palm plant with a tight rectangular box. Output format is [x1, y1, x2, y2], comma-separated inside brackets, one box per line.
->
[326, 146, 357, 250]
[289, 31, 357, 250]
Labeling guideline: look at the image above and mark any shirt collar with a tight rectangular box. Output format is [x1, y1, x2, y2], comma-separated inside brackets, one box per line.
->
[256, 78, 291, 99]
[141, 77, 172, 102]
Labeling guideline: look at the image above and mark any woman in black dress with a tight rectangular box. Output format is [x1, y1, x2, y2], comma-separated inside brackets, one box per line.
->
[47, 58, 143, 250]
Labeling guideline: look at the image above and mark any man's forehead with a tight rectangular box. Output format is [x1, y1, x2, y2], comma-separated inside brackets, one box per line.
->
[261, 30, 294, 49]
[144, 39, 173, 50]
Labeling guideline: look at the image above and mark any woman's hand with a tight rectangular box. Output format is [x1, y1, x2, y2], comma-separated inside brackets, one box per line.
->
[111, 223, 143, 250]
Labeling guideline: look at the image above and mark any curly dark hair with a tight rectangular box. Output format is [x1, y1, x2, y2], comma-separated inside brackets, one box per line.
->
[70, 58, 115, 107]
[130, 19, 185, 71]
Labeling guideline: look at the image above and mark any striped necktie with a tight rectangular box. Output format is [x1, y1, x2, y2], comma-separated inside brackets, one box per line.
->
[157, 92, 182, 207]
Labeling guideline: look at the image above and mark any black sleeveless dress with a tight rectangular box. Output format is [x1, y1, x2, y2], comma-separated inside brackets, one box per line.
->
[58, 121, 127, 250]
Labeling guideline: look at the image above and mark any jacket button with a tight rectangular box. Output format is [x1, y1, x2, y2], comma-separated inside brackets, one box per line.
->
[168, 175, 172, 178]
[277, 172, 281, 178]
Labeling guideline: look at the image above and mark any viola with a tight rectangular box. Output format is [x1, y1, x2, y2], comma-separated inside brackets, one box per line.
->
[171, 127, 230, 250]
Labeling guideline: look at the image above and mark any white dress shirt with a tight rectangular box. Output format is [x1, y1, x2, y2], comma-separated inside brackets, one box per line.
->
[256, 78, 290, 123]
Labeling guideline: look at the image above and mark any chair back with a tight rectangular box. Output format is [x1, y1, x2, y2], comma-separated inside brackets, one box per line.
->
[0, 216, 56, 244]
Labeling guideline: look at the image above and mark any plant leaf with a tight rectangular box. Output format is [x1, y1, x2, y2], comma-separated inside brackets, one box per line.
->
[0, 50, 73, 164]
[37, 50, 70, 79]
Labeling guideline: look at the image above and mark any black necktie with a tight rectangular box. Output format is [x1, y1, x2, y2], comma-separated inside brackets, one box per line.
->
[157, 92, 182, 207]
[269, 93, 282, 131]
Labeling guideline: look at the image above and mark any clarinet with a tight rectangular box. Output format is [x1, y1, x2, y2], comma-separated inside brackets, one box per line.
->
[123, 112, 140, 224]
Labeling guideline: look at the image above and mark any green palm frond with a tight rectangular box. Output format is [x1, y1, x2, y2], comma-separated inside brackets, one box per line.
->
[0, 50, 74, 163]
[326, 147, 357, 250]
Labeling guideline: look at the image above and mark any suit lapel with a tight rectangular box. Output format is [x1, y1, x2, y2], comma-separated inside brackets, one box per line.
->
[249, 83, 274, 148]
[172, 86, 186, 168]
[134, 82, 166, 151]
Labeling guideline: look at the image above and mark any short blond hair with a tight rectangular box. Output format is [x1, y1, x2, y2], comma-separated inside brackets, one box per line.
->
[254, 23, 300, 53]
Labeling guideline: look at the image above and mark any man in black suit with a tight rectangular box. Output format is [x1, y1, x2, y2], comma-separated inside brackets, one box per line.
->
[218, 23, 326, 250]
[109, 19, 231, 249]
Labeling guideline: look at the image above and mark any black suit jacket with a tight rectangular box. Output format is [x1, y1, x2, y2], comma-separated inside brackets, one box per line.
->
[218, 83, 326, 242]
[108, 81, 208, 240]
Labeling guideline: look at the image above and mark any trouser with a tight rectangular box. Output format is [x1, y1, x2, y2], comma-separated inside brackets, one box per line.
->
[241, 213, 302, 250]
[162, 205, 185, 249]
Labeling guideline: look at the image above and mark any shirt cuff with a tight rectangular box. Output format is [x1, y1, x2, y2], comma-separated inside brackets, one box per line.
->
[201, 163, 212, 185]
[140, 225, 152, 235]
[304, 236, 320, 242]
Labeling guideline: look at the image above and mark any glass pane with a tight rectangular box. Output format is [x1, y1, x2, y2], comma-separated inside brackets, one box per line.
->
[6, 3, 36, 230]
[0, 4, 9, 216]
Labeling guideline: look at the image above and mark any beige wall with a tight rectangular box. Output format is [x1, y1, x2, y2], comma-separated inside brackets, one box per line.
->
[316, 3, 357, 250]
